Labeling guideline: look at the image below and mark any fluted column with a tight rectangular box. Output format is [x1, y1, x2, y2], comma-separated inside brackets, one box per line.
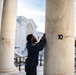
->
[44, 0, 74, 75]
[0, 0, 18, 74]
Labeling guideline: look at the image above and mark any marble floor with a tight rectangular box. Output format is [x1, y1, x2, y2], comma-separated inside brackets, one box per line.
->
[13, 66, 43, 75]
[13, 66, 76, 75]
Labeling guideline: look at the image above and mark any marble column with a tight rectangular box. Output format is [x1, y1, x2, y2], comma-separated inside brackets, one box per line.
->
[44, 0, 74, 75]
[0, 0, 4, 35]
[0, 0, 19, 74]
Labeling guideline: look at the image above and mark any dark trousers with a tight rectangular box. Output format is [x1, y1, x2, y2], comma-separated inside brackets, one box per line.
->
[25, 65, 37, 75]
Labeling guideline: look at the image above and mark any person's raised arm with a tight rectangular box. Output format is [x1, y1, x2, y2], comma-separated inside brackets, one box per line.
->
[38, 33, 46, 44]
[29, 33, 46, 52]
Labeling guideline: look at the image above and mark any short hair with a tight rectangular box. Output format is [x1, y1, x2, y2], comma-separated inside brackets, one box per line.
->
[26, 34, 33, 42]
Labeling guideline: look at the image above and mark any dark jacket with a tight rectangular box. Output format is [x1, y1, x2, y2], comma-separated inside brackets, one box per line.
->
[25, 39, 46, 67]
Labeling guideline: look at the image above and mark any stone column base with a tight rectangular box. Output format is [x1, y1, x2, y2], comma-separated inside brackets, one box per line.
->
[0, 67, 19, 75]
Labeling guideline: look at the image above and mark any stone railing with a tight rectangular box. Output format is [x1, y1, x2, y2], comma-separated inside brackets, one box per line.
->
[14, 55, 44, 71]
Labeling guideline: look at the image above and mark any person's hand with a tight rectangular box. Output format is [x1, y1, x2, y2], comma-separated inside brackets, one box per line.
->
[41, 33, 46, 40]
[43, 33, 46, 39]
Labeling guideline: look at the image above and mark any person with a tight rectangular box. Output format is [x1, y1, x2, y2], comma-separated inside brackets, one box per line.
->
[25, 33, 46, 75]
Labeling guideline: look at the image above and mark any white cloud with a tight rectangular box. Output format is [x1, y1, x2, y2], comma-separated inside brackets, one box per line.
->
[74, 1, 76, 8]
[17, 0, 46, 32]
[36, 23, 45, 32]
[17, 7, 45, 17]
[17, 5, 45, 32]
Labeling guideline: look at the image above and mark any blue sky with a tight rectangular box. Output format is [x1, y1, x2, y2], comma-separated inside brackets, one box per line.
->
[17, 0, 76, 36]
[17, 0, 45, 32]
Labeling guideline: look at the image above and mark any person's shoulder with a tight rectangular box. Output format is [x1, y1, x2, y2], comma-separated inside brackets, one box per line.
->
[27, 42, 31, 46]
